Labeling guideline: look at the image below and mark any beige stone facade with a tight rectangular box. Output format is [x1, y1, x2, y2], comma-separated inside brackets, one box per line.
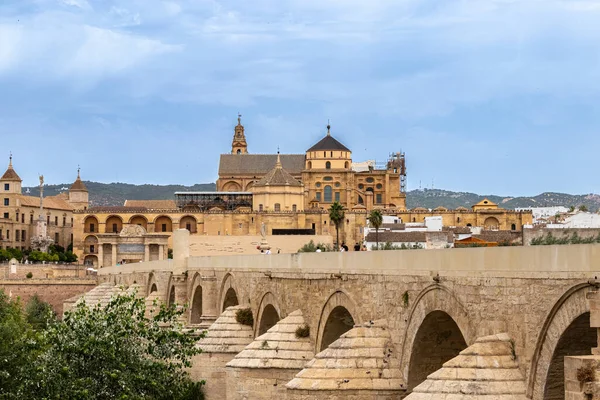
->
[0, 157, 88, 251]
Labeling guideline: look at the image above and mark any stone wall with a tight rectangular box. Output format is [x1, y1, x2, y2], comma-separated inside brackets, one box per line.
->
[0, 279, 96, 315]
[189, 352, 235, 400]
[98, 243, 600, 400]
[189, 234, 333, 256]
[226, 368, 298, 400]
[523, 227, 600, 245]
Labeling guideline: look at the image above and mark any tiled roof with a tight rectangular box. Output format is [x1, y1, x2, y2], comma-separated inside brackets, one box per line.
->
[196, 305, 254, 353]
[286, 320, 404, 392]
[70, 176, 88, 192]
[123, 200, 177, 209]
[227, 310, 314, 369]
[219, 154, 305, 176]
[475, 230, 521, 244]
[405, 333, 527, 399]
[19, 195, 73, 211]
[254, 155, 302, 187]
[306, 134, 351, 152]
[1, 166, 21, 181]
[366, 231, 426, 243]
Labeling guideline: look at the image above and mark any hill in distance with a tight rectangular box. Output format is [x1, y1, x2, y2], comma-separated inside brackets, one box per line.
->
[23, 183, 600, 211]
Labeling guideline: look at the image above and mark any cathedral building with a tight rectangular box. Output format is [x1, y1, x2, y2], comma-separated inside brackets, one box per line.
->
[71, 117, 532, 266]
[0, 157, 87, 251]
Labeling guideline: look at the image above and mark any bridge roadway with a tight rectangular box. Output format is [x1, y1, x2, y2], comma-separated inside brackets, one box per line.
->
[98, 232, 600, 399]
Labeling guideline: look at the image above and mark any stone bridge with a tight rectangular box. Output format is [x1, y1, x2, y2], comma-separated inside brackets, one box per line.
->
[94, 230, 600, 400]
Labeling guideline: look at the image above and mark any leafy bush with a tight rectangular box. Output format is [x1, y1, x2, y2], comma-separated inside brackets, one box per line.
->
[25, 294, 55, 330]
[298, 240, 333, 252]
[0, 247, 23, 262]
[576, 363, 597, 383]
[371, 242, 423, 251]
[295, 324, 310, 338]
[25, 272, 33, 279]
[531, 232, 600, 246]
[235, 308, 254, 326]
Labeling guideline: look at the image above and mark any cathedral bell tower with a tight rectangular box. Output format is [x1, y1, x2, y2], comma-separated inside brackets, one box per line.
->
[231, 114, 248, 154]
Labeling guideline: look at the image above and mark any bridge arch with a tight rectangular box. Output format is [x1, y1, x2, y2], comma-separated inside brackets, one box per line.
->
[189, 272, 203, 325]
[528, 283, 596, 399]
[401, 284, 472, 391]
[316, 290, 361, 352]
[219, 273, 240, 312]
[255, 292, 281, 336]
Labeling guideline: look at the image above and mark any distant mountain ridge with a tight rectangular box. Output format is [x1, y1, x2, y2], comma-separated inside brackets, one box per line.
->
[23, 183, 600, 211]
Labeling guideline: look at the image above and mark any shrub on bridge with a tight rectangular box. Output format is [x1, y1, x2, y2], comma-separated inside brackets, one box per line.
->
[235, 308, 254, 326]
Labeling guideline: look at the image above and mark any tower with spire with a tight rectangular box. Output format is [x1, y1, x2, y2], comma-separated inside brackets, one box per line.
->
[1, 153, 23, 195]
[231, 114, 248, 155]
[68, 166, 89, 210]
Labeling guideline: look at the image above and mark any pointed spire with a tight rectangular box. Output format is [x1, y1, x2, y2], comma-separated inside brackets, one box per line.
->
[77, 165, 81, 179]
[1, 152, 21, 181]
[327, 120, 331, 136]
[237, 112, 242, 126]
[276, 148, 282, 168]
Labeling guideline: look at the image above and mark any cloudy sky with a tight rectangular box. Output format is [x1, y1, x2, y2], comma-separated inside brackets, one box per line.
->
[1, 0, 599, 195]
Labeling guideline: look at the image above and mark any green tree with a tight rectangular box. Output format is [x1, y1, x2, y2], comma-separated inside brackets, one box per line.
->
[25, 294, 56, 331]
[328, 202, 345, 251]
[368, 210, 383, 249]
[19, 292, 204, 400]
[579, 205, 589, 212]
[298, 240, 333, 252]
[0, 290, 41, 397]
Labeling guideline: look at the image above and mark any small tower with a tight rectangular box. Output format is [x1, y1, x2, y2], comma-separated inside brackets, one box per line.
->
[231, 114, 248, 155]
[69, 167, 89, 210]
[0, 153, 22, 194]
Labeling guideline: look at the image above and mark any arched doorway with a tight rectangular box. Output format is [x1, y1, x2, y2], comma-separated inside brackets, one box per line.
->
[483, 216, 499, 230]
[320, 306, 355, 351]
[258, 304, 280, 336]
[129, 215, 148, 229]
[179, 216, 197, 233]
[150, 283, 157, 293]
[105, 215, 123, 233]
[223, 287, 239, 311]
[168, 286, 175, 307]
[154, 216, 173, 233]
[83, 255, 98, 266]
[190, 286, 202, 324]
[407, 311, 467, 391]
[84, 216, 99, 233]
[543, 312, 595, 400]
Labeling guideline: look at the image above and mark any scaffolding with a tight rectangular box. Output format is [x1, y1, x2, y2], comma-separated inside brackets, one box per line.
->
[387, 152, 407, 193]
[174, 192, 253, 211]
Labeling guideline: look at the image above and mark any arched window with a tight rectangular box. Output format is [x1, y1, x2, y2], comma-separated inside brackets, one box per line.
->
[237, 149, 241, 154]
[345, 161, 349, 169]
[326, 161, 331, 169]
[274, 203, 281, 212]
[292, 204, 297, 212]
[308, 161, 312, 169]
[511, 223, 516, 231]
[457, 217, 461, 223]
[324, 185, 333, 202]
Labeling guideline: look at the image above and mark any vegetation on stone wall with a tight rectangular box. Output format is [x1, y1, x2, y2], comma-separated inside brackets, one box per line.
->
[576, 362, 597, 384]
[298, 240, 333, 252]
[530, 232, 600, 246]
[235, 308, 254, 326]
[371, 242, 423, 251]
[295, 324, 310, 338]
[0, 289, 204, 400]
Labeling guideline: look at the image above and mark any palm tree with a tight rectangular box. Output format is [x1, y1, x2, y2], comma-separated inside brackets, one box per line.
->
[329, 202, 345, 251]
[368, 210, 383, 250]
